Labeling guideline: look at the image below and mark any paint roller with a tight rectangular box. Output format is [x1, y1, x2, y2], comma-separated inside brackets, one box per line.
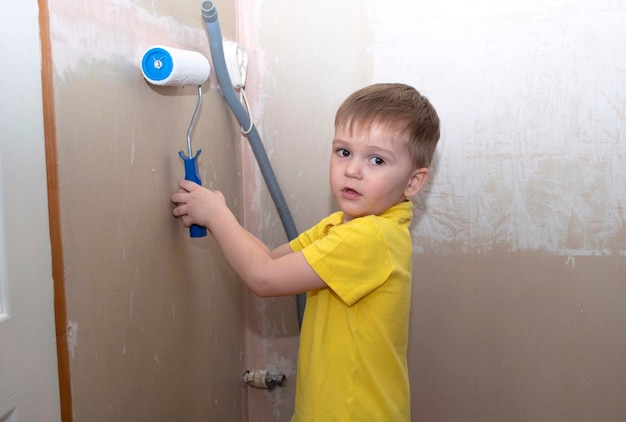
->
[141, 45, 211, 238]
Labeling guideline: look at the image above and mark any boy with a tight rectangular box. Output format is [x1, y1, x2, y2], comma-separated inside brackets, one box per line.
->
[171, 83, 440, 421]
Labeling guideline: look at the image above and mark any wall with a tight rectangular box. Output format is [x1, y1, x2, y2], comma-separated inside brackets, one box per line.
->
[243, 0, 626, 420]
[46, 0, 626, 420]
[49, 0, 247, 420]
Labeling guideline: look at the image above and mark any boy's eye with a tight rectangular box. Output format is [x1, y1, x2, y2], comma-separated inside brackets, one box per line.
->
[369, 156, 385, 166]
[337, 148, 351, 158]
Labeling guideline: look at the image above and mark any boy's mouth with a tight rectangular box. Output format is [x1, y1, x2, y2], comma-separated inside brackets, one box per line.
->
[341, 187, 361, 200]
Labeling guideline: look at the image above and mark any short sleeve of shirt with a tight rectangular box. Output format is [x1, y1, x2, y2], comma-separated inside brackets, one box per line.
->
[291, 215, 393, 306]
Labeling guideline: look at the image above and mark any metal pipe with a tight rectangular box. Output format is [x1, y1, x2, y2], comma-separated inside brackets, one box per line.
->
[201, 1, 306, 326]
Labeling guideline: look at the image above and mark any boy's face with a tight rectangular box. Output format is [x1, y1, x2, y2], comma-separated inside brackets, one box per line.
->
[330, 122, 429, 222]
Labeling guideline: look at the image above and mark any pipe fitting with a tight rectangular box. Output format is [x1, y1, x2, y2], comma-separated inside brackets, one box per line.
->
[201, 1, 217, 22]
[242, 369, 286, 390]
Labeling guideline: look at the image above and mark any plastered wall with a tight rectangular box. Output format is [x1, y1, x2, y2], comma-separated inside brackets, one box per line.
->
[48, 0, 625, 420]
[242, 0, 626, 420]
[50, 0, 248, 420]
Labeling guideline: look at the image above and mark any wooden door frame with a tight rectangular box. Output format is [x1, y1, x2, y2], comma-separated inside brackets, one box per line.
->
[38, 0, 73, 420]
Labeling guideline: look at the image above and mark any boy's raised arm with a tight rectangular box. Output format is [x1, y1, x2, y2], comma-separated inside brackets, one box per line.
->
[171, 180, 325, 297]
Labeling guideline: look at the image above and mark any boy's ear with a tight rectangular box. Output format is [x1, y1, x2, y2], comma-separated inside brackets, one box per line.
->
[404, 168, 430, 199]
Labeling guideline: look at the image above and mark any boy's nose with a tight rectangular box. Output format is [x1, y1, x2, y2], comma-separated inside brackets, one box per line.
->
[344, 159, 362, 178]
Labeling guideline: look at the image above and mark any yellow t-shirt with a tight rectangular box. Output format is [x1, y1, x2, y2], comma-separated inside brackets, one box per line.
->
[289, 201, 413, 421]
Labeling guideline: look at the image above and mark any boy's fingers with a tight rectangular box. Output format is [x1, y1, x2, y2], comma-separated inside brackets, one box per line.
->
[172, 204, 185, 217]
[178, 179, 198, 191]
[171, 192, 185, 204]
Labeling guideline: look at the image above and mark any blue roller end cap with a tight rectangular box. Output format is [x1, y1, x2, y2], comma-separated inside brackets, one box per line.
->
[142, 47, 174, 82]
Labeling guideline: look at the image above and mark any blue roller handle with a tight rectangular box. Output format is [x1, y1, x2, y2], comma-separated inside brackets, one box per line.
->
[179, 150, 207, 238]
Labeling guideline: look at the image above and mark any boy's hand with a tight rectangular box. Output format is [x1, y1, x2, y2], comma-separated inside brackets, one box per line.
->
[171, 180, 226, 229]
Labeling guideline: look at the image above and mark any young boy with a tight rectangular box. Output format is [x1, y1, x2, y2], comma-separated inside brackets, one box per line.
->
[171, 83, 440, 421]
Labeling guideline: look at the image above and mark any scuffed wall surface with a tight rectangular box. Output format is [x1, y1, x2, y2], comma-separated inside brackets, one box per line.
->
[50, 0, 247, 420]
[243, 0, 626, 421]
[372, 1, 626, 255]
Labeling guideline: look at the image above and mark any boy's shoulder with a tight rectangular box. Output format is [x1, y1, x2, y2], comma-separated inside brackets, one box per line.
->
[348, 201, 413, 227]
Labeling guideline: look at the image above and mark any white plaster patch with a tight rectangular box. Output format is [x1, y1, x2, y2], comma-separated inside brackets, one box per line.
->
[265, 351, 296, 420]
[49, 0, 215, 86]
[67, 320, 78, 360]
[130, 135, 135, 165]
[369, 0, 626, 255]
[238, 0, 268, 119]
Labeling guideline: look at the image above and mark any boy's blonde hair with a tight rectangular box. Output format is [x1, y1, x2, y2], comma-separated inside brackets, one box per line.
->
[335, 83, 440, 169]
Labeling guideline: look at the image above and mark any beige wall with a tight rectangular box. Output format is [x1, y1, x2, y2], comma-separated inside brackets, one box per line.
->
[243, 0, 626, 421]
[410, 253, 626, 421]
[50, 0, 247, 420]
